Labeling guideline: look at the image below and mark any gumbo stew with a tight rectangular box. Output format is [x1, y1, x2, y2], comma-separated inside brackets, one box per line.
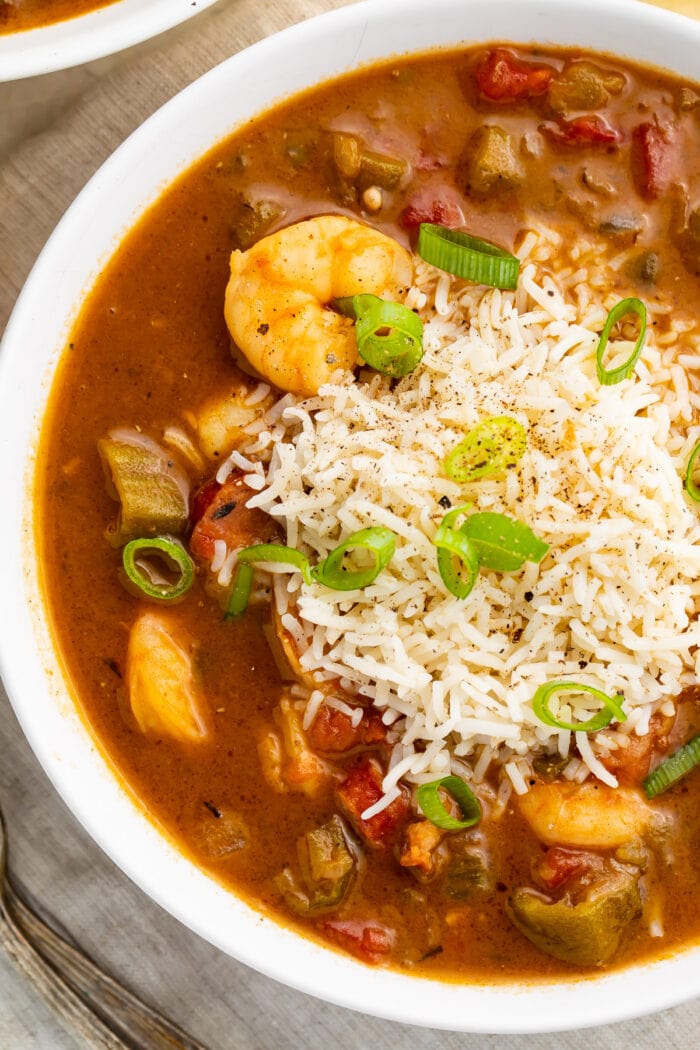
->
[37, 44, 700, 980]
[0, 0, 117, 33]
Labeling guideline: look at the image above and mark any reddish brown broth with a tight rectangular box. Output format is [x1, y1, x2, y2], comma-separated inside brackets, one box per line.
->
[0, 0, 117, 33]
[36, 45, 700, 981]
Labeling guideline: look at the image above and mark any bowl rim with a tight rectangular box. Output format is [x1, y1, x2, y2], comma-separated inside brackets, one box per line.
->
[0, 0, 223, 82]
[2, 0, 700, 1032]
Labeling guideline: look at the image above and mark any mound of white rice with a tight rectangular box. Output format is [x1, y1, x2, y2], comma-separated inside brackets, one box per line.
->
[233, 224, 700, 805]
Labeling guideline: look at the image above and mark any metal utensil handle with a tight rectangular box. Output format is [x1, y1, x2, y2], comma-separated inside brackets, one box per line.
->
[0, 806, 208, 1050]
[0, 892, 127, 1049]
[5, 882, 208, 1050]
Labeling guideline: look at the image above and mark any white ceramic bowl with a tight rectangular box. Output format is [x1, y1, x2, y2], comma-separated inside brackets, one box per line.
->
[0, 0, 223, 82]
[2, 0, 700, 1032]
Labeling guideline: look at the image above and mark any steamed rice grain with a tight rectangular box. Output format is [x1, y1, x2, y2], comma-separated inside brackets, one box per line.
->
[240, 225, 700, 806]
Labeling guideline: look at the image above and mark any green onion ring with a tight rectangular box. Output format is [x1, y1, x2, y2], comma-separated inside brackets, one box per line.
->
[532, 681, 627, 733]
[596, 297, 647, 386]
[225, 531, 396, 616]
[445, 416, 527, 483]
[122, 536, 194, 601]
[417, 223, 520, 290]
[643, 734, 700, 799]
[225, 562, 254, 620]
[432, 504, 476, 599]
[312, 527, 396, 591]
[226, 543, 312, 620]
[433, 522, 480, 599]
[236, 543, 313, 585]
[462, 511, 549, 572]
[438, 503, 474, 530]
[684, 438, 700, 503]
[335, 293, 423, 378]
[417, 775, 482, 831]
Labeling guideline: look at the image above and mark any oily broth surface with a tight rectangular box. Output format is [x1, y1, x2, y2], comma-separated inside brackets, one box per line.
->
[36, 47, 700, 980]
[0, 0, 118, 33]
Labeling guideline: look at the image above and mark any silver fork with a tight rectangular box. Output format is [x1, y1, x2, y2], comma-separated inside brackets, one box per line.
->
[0, 797, 210, 1050]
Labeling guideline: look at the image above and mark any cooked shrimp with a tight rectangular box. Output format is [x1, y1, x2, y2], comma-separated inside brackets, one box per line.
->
[126, 611, 210, 744]
[196, 385, 274, 461]
[257, 691, 330, 796]
[224, 215, 413, 396]
[518, 781, 656, 849]
[399, 820, 446, 875]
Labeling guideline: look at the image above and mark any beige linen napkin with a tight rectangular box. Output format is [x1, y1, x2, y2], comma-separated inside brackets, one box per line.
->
[1, 1, 700, 1046]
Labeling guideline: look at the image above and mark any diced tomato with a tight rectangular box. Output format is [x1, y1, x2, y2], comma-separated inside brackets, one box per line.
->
[308, 704, 386, 754]
[319, 919, 395, 964]
[190, 478, 222, 527]
[336, 758, 410, 848]
[189, 470, 279, 564]
[538, 847, 596, 891]
[542, 115, 621, 147]
[400, 187, 464, 230]
[601, 711, 671, 785]
[632, 122, 673, 200]
[476, 48, 553, 103]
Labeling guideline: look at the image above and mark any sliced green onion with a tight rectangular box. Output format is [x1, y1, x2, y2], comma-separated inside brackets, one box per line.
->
[462, 512, 549, 572]
[122, 537, 194, 601]
[225, 531, 395, 617]
[432, 504, 546, 596]
[335, 293, 423, 378]
[643, 734, 700, 799]
[417, 775, 482, 831]
[417, 223, 520, 290]
[433, 514, 479, 599]
[438, 503, 473, 530]
[225, 543, 312, 620]
[225, 562, 254, 620]
[532, 681, 627, 733]
[684, 438, 700, 503]
[236, 543, 313, 585]
[445, 416, 527, 482]
[312, 527, 396, 591]
[596, 297, 647, 386]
